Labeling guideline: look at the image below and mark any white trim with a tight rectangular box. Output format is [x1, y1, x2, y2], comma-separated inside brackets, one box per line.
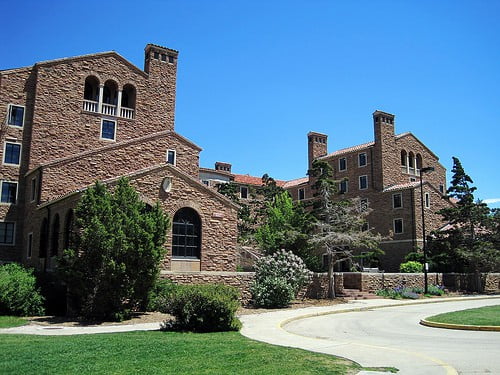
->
[393, 218, 404, 234]
[392, 192, 403, 209]
[0, 221, 16, 245]
[6, 104, 25, 127]
[359, 175, 368, 190]
[100, 118, 116, 141]
[358, 152, 367, 167]
[338, 157, 347, 171]
[0, 180, 18, 205]
[2, 141, 22, 166]
[27, 232, 33, 258]
[166, 149, 176, 165]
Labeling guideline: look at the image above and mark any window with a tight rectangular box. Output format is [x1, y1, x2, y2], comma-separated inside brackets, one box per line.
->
[240, 186, 248, 199]
[3, 142, 21, 165]
[168, 55, 174, 64]
[0, 222, 15, 244]
[439, 185, 444, 194]
[101, 119, 116, 140]
[360, 198, 368, 212]
[39, 218, 48, 258]
[172, 207, 201, 259]
[339, 180, 348, 194]
[30, 178, 37, 202]
[392, 193, 403, 209]
[166, 149, 176, 165]
[393, 218, 404, 234]
[7, 105, 25, 127]
[298, 188, 305, 201]
[425, 192, 430, 208]
[1, 181, 17, 204]
[27, 233, 33, 258]
[202, 180, 209, 186]
[358, 153, 367, 167]
[359, 175, 368, 190]
[409, 177, 416, 182]
[51, 214, 60, 257]
[63, 210, 74, 250]
[339, 157, 347, 171]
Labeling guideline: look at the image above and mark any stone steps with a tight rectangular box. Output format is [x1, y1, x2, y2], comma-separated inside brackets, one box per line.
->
[339, 288, 381, 300]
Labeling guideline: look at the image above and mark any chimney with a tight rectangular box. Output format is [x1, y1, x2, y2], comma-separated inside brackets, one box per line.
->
[307, 132, 328, 170]
[215, 162, 232, 173]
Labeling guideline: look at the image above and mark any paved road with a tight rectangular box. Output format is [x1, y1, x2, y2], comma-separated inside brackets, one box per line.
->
[240, 296, 500, 375]
[284, 298, 500, 375]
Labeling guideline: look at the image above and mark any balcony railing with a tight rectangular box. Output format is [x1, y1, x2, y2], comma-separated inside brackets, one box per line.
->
[401, 165, 420, 176]
[82, 100, 134, 119]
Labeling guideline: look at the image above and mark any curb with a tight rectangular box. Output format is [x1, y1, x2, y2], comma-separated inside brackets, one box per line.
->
[420, 319, 500, 331]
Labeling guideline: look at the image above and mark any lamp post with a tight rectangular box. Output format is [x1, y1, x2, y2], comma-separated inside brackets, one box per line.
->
[419, 166, 434, 294]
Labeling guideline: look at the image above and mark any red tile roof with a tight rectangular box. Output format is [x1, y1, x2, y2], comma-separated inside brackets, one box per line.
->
[233, 174, 286, 187]
[383, 181, 424, 192]
[319, 141, 374, 159]
[283, 177, 309, 188]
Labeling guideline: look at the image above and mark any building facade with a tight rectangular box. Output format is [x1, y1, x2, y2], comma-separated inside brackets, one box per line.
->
[0, 44, 238, 272]
[286, 111, 453, 271]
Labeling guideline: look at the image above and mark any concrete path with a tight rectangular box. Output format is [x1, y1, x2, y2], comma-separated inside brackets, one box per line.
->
[0, 321, 162, 335]
[239, 295, 500, 375]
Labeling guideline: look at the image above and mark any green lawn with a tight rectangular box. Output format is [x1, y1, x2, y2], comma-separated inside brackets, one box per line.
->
[426, 305, 500, 326]
[0, 330, 396, 374]
[0, 316, 27, 328]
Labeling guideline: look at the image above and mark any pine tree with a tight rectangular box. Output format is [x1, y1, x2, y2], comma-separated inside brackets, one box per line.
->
[59, 178, 168, 321]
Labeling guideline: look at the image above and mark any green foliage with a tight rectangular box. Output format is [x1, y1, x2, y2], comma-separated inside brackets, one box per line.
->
[399, 261, 423, 273]
[0, 263, 45, 316]
[251, 250, 312, 308]
[376, 285, 445, 299]
[426, 284, 446, 296]
[58, 178, 169, 321]
[0, 316, 28, 328]
[427, 305, 500, 326]
[429, 157, 500, 273]
[147, 279, 177, 312]
[162, 284, 241, 332]
[404, 251, 424, 263]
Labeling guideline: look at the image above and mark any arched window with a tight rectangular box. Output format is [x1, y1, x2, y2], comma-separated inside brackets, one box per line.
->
[400, 150, 407, 166]
[416, 154, 422, 171]
[63, 210, 74, 250]
[39, 218, 48, 258]
[172, 207, 201, 259]
[50, 214, 60, 257]
[408, 151, 415, 168]
[84, 76, 99, 101]
[121, 84, 136, 109]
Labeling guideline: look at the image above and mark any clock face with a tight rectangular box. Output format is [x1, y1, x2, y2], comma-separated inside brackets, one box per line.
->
[162, 177, 172, 192]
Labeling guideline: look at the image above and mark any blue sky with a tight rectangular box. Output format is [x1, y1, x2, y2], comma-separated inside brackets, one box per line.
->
[1, 1, 499, 207]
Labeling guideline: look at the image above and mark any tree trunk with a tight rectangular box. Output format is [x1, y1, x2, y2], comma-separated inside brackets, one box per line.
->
[328, 253, 336, 299]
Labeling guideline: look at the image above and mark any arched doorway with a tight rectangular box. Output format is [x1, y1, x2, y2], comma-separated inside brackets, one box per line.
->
[172, 207, 201, 259]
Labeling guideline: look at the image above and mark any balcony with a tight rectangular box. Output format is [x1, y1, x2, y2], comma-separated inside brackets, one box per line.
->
[83, 100, 135, 120]
[401, 165, 420, 176]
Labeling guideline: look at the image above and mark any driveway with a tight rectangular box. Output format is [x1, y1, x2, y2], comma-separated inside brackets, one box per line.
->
[240, 296, 500, 375]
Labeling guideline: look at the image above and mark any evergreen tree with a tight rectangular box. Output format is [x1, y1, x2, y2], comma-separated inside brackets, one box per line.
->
[429, 157, 499, 273]
[59, 178, 168, 321]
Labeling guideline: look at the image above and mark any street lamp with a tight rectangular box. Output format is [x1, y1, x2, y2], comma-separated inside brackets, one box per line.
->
[419, 166, 434, 294]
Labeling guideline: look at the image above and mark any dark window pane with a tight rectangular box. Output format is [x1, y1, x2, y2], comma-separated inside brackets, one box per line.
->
[101, 120, 115, 140]
[8, 106, 24, 126]
[1, 182, 17, 204]
[4, 143, 21, 164]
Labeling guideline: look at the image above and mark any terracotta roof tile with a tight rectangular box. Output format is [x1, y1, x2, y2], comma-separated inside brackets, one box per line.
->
[319, 141, 374, 159]
[233, 174, 285, 187]
[283, 177, 309, 188]
[383, 181, 423, 192]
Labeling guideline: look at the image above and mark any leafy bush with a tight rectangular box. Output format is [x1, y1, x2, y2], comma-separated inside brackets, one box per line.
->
[251, 277, 295, 308]
[251, 250, 312, 308]
[0, 263, 45, 316]
[162, 284, 241, 332]
[399, 261, 423, 273]
[376, 284, 445, 299]
[147, 279, 177, 312]
[427, 284, 446, 296]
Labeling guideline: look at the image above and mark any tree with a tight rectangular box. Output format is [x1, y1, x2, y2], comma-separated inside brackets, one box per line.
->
[59, 178, 169, 321]
[309, 160, 383, 298]
[429, 157, 500, 273]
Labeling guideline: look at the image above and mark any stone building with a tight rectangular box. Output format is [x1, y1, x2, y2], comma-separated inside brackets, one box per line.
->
[285, 111, 454, 271]
[0, 44, 238, 272]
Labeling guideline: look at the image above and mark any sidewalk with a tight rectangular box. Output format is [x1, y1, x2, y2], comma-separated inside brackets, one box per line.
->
[0, 321, 162, 335]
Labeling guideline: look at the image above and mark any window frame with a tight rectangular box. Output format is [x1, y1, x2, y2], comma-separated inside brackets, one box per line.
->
[298, 188, 305, 201]
[393, 218, 404, 234]
[100, 119, 116, 141]
[7, 104, 25, 127]
[392, 193, 403, 209]
[339, 180, 348, 194]
[166, 149, 176, 165]
[3, 141, 22, 166]
[338, 157, 347, 172]
[358, 152, 367, 167]
[425, 192, 430, 209]
[0, 221, 15, 245]
[0, 180, 18, 205]
[240, 186, 248, 199]
[359, 175, 368, 190]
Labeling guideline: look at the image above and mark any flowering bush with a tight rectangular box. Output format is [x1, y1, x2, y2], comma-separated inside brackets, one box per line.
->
[251, 250, 312, 308]
[376, 284, 446, 299]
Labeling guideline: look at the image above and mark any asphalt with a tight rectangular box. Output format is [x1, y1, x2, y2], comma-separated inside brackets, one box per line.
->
[1, 295, 499, 374]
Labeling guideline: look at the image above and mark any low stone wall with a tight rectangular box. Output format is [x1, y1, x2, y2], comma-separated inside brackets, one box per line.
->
[358, 273, 443, 293]
[442, 273, 500, 293]
[302, 273, 344, 299]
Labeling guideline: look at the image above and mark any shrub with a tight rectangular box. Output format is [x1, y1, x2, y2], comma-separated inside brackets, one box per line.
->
[251, 277, 295, 308]
[163, 284, 241, 332]
[147, 279, 178, 312]
[0, 263, 45, 316]
[427, 284, 446, 296]
[251, 250, 312, 308]
[399, 261, 423, 273]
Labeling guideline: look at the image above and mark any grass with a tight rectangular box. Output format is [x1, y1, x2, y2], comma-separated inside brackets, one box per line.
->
[0, 330, 397, 374]
[426, 305, 500, 326]
[0, 316, 27, 328]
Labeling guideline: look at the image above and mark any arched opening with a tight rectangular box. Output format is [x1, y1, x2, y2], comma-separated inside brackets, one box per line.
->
[50, 214, 60, 257]
[408, 151, 415, 174]
[39, 218, 48, 258]
[103, 80, 118, 105]
[121, 84, 136, 109]
[63, 209, 74, 250]
[84, 76, 99, 101]
[416, 154, 422, 172]
[400, 150, 407, 166]
[172, 207, 201, 259]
